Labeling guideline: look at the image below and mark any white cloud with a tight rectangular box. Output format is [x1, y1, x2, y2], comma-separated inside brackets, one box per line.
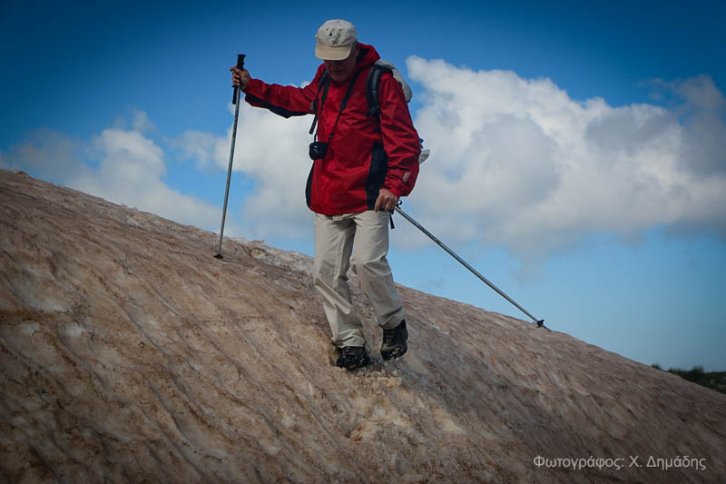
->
[664, 75, 726, 112]
[404, 57, 726, 258]
[0, 129, 88, 181]
[73, 128, 220, 230]
[10, 63, 721, 262]
[172, 63, 726, 258]
[1, 116, 220, 233]
[176, 101, 314, 239]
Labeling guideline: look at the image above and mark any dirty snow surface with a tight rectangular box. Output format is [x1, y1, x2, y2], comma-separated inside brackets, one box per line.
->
[1, 170, 725, 483]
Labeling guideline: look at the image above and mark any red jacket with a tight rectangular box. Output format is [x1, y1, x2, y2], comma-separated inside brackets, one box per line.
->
[244, 43, 420, 215]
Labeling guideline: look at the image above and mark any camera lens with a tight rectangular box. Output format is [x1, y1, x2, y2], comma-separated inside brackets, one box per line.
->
[309, 141, 328, 160]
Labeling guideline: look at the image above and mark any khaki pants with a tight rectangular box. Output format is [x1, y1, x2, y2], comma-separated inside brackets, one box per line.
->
[313, 211, 405, 348]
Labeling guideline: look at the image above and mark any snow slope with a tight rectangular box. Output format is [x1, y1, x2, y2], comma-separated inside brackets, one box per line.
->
[1, 170, 724, 482]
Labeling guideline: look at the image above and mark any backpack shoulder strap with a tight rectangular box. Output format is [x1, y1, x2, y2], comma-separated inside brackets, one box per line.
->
[365, 64, 391, 117]
[309, 71, 331, 135]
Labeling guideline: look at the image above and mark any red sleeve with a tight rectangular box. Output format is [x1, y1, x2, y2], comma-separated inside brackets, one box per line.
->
[243, 65, 326, 118]
[377, 73, 421, 197]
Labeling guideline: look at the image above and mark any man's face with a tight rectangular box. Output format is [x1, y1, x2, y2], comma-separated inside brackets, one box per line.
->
[324, 45, 358, 83]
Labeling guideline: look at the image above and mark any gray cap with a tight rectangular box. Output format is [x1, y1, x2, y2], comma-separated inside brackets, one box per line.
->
[315, 19, 357, 60]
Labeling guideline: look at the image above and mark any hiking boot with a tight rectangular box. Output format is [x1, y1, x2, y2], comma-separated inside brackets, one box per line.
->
[336, 346, 372, 370]
[381, 320, 408, 360]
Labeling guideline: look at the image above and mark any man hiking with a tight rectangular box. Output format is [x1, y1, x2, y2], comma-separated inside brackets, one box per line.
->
[231, 19, 420, 370]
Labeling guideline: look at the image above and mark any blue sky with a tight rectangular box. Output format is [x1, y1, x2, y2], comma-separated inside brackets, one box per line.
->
[2, 0, 725, 370]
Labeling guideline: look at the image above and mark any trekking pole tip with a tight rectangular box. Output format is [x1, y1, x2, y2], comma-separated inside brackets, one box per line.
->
[214, 253, 224, 260]
[536, 319, 545, 328]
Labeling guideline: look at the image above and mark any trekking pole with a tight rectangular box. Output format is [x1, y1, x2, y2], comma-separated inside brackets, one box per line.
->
[394, 206, 545, 328]
[215, 53, 246, 259]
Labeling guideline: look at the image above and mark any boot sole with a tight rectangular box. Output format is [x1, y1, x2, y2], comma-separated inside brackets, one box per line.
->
[381, 345, 407, 361]
[336, 350, 372, 370]
[341, 355, 372, 370]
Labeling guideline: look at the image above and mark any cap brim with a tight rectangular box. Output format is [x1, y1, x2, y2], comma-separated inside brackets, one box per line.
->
[315, 42, 352, 61]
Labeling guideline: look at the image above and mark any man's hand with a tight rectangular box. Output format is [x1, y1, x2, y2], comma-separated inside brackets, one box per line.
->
[374, 188, 399, 212]
[230, 67, 251, 90]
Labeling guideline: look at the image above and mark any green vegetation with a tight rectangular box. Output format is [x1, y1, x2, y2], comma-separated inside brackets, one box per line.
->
[652, 364, 726, 395]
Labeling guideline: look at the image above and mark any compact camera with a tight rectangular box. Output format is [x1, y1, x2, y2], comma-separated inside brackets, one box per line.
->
[308, 141, 328, 160]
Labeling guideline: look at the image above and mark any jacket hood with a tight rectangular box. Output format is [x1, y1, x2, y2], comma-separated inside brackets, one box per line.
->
[355, 42, 380, 70]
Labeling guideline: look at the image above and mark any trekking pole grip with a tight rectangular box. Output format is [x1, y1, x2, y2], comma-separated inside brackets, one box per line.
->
[232, 54, 246, 104]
